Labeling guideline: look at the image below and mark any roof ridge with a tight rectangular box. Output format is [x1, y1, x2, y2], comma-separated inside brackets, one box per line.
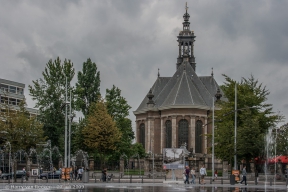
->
[184, 72, 194, 105]
[173, 71, 185, 105]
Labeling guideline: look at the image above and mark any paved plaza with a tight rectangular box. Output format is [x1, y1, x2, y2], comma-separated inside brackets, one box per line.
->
[0, 178, 287, 191]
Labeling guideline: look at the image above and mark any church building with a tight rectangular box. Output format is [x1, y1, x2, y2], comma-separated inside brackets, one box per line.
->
[134, 6, 225, 163]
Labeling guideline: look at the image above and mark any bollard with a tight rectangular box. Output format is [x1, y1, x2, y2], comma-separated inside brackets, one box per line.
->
[199, 177, 201, 184]
[95, 177, 97, 183]
[118, 175, 120, 183]
[130, 175, 132, 183]
[8, 177, 10, 184]
[270, 177, 272, 186]
[142, 176, 143, 183]
[121, 173, 123, 178]
[210, 178, 212, 184]
[176, 177, 178, 181]
[286, 177, 288, 186]
[255, 177, 257, 185]
[221, 178, 223, 184]
[165, 175, 166, 181]
[59, 177, 61, 183]
[47, 177, 48, 183]
[21, 176, 23, 183]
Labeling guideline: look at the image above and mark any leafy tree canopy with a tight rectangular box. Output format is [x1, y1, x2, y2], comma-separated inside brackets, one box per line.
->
[214, 75, 282, 165]
[105, 85, 131, 121]
[0, 101, 45, 152]
[82, 99, 122, 164]
[105, 85, 139, 159]
[29, 57, 75, 149]
[75, 58, 100, 117]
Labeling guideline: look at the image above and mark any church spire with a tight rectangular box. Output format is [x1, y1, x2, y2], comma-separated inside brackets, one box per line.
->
[183, 2, 190, 30]
[176, 3, 196, 71]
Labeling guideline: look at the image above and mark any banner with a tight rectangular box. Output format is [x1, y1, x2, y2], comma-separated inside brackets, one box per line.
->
[162, 148, 189, 170]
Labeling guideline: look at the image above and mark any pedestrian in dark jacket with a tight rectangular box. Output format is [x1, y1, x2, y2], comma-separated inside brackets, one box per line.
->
[74, 166, 78, 180]
[240, 166, 247, 185]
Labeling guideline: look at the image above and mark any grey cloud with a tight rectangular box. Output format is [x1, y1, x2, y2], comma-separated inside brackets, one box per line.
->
[1, 0, 288, 126]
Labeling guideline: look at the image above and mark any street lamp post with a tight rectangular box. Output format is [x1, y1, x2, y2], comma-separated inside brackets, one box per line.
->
[212, 96, 215, 181]
[64, 77, 68, 168]
[62, 77, 72, 168]
[68, 90, 75, 168]
[234, 83, 237, 170]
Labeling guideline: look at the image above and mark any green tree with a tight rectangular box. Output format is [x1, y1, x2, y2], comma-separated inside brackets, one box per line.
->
[29, 57, 75, 149]
[0, 101, 45, 180]
[276, 123, 288, 155]
[75, 58, 101, 117]
[0, 102, 45, 151]
[105, 85, 139, 159]
[105, 85, 131, 121]
[82, 99, 122, 166]
[214, 75, 281, 168]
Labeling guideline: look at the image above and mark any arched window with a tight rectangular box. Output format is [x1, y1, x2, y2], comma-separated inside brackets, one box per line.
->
[139, 124, 145, 148]
[165, 120, 172, 148]
[195, 120, 203, 153]
[178, 119, 189, 147]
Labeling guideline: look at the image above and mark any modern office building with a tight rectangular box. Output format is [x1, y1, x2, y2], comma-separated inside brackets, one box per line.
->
[0, 78, 38, 116]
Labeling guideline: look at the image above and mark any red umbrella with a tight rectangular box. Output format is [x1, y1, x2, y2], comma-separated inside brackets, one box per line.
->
[275, 156, 288, 163]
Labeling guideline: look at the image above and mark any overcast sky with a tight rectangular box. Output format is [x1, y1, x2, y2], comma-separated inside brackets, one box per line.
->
[1, 0, 288, 129]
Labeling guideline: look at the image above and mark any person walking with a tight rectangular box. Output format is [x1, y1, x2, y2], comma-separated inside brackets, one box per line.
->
[23, 167, 27, 181]
[200, 165, 207, 184]
[255, 169, 259, 183]
[102, 168, 107, 182]
[214, 170, 218, 180]
[190, 167, 196, 184]
[240, 166, 247, 185]
[78, 167, 83, 181]
[184, 166, 190, 184]
[74, 166, 78, 180]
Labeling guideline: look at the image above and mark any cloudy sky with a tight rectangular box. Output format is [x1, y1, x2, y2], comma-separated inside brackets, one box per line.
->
[1, 0, 288, 129]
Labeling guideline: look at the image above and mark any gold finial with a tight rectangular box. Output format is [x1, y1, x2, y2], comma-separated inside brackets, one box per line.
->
[211, 67, 214, 77]
[185, 2, 188, 12]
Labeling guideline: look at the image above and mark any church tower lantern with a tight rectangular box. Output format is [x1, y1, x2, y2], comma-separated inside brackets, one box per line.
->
[176, 3, 196, 71]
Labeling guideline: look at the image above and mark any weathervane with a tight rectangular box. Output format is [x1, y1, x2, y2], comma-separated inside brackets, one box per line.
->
[185, 2, 188, 12]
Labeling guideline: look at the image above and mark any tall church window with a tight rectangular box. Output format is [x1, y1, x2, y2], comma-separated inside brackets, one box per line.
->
[195, 120, 203, 153]
[178, 119, 188, 147]
[139, 124, 145, 148]
[165, 120, 172, 148]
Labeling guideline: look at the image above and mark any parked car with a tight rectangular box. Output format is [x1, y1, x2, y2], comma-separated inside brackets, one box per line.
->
[0, 170, 26, 180]
[38, 171, 61, 179]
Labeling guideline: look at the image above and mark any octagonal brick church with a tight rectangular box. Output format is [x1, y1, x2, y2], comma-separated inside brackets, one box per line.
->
[133, 7, 225, 163]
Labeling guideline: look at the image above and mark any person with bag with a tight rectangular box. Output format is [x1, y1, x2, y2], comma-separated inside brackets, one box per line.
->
[183, 166, 190, 184]
[190, 167, 196, 184]
[200, 164, 207, 184]
[240, 166, 247, 185]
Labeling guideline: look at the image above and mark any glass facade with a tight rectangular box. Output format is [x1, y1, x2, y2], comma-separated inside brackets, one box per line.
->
[0, 84, 24, 95]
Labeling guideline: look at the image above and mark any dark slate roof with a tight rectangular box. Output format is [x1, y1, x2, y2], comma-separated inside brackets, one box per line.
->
[134, 61, 225, 114]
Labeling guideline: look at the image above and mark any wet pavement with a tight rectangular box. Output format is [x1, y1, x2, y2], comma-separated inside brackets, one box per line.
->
[0, 182, 287, 192]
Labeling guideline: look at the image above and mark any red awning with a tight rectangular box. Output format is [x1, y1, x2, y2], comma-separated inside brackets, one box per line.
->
[255, 156, 288, 164]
